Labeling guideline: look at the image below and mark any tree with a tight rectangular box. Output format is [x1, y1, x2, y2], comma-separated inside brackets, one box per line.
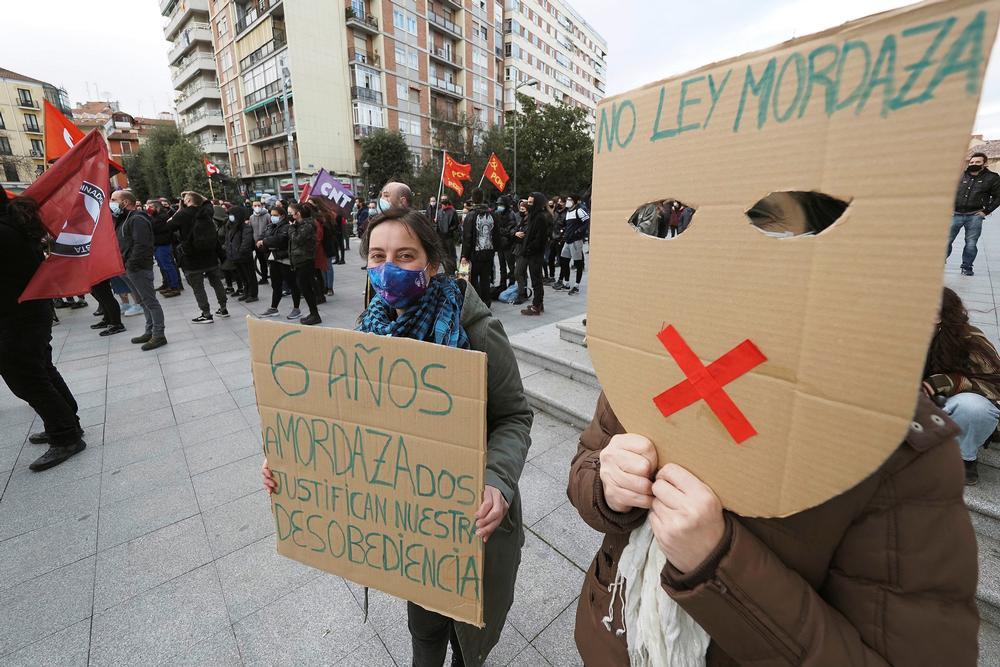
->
[126, 125, 210, 200]
[122, 154, 149, 201]
[359, 130, 412, 196]
[166, 140, 209, 198]
[509, 94, 594, 198]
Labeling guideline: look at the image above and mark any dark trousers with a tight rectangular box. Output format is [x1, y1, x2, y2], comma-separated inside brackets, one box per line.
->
[516, 254, 544, 307]
[294, 263, 318, 316]
[470, 250, 494, 306]
[184, 266, 228, 315]
[498, 249, 516, 287]
[547, 240, 563, 277]
[238, 260, 258, 298]
[407, 602, 465, 667]
[255, 247, 269, 280]
[90, 279, 122, 326]
[0, 317, 79, 445]
[269, 261, 300, 309]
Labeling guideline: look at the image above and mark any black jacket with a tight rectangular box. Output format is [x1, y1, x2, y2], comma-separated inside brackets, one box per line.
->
[261, 216, 291, 261]
[225, 219, 255, 262]
[435, 205, 459, 241]
[494, 198, 517, 251]
[0, 216, 49, 323]
[168, 201, 220, 271]
[288, 217, 317, 267]
[562, 205, 590, 243]
[461, 205, 501, 259]
[955, 167, 1000, 214]
[151, 210, 174, 246]
[519, 205, 550, 258]
[117, 209, 155, 272]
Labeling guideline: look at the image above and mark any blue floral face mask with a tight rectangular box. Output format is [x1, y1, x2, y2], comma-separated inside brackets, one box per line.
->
[368, 262, 429, 309]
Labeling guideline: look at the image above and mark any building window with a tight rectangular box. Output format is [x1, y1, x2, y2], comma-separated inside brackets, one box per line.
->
[0, 112, 5, 129]
[3, 160, 18, 182]
[217, 16, 228, 37]
[393, 8, 417, 35]
[24, 114, 39, 131]
[221, 50, 233, 72]
[16, 89, 32, 105]
[30, 139, 43, 154]
[0, 137, 12, 155]
[411, 153, 421, 170]
[120, 141, 133, 154]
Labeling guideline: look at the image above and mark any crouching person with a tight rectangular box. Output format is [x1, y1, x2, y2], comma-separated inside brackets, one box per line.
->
[568, 392, 979, 665]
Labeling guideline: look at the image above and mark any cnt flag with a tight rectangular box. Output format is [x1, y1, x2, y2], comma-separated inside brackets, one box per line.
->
[482, 152, 509, 192]
[442, 152, 472, 197]
[19, 130, 125, 302]
[44, 100, 126, 175]
[204, 159, 221, 177]
[309, 168, 355, 213]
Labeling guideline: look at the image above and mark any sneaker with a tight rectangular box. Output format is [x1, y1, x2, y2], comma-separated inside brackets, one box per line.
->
[258, 277, 270, 285]
[552, 281, 565, 290]
[283, 288, 292, 296]
[243, 296, 259, 303]
[28, 428, 83, 445]
[300, 313, 322, 326]
[237, 295, 247, 302]
[90, 320, 110, 330]
[141, 336, 168, 351]
[53, 300, 70, 309]
[99, 324, 126, 337]
[258, 308, 280, 318]
[225, 287, 235, 295]
[93, 308, 104, 317]
[123, 304, 143, 317]
[70, 300, 88, 309]
[961, 267, 974, 276]
[131, 333, 152, 344]
[286, 308, 301, 319]
[192, 313, 214, 324]
[521, 305, 543, 316]
[965, 459, 979, 486]
[568, 286, 580, 295]
[162, 289, 181, 298]
[215, 308, 230, 318]
[156, 284, 168, 292]
[29, 440, 86, 472]
[315, 294, 327, 304]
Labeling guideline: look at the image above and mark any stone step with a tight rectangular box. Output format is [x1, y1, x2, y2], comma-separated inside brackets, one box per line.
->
[979, 534, 1000, 630]
[980, 620, 1000, 667]
[557, 317, 587, 347]
[517, 360, 600, 431]
[509, 322, 600, 389]
[967, 464, 1000, 541]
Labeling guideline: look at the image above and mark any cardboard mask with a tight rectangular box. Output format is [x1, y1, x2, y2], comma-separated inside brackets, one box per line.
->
[588, 0, 1000, 517]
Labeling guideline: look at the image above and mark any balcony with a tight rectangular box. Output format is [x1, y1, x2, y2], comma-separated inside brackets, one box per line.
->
[198, 140, 229, 155]
[429, 47, 462, 67]
[167, 22, 212, 65]
[248, 121, 290, 143]
[22, 124, 42, 135]
[438, 0, 464, 10]
[429, 78, 463, 98]
[163, 0, 209, 40]
[171, 52, 216, 88]
[176, 85, 221, 113]
[239, 35, 287, 72]
[16, 98, 39, 110]
[254, 157, 289, 174]
[348, 48, 380, 67]
[345, 9, 379, 34]
[182, 110, 225, 134]
[235, 0, 282, 36]
[428, 12, 462, 37]
[29, 149, 45, 158]
[354, 124, 381, 139]
[244, 80, 287, 110]
[350, 87, 383, 104]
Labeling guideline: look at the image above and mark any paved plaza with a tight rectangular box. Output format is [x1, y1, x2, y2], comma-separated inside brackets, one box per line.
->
[1, 222, 998, 665]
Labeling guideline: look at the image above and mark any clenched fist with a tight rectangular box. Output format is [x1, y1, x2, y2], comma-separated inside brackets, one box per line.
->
[599, 433, 658, 513]
[649, 463, 725, 574]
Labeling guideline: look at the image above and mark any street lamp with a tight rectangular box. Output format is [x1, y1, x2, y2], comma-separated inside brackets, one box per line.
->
[512, 76, 538, 201]
[279, 60, 299, 200]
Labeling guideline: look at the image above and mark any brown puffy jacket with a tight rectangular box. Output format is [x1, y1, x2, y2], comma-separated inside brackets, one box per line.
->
[569, 393, 980, 666]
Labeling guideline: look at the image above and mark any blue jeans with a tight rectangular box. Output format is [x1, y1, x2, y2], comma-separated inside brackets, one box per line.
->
[944, 392, 1000, 461]
[323, 256, 334, 290]
[947, 213, 984, 269]
[154, 244, 181, 289]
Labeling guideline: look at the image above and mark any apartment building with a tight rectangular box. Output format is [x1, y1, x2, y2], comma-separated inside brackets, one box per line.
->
[502, 0, 607, 127]
[73, 102, 178, 188]
[161, 0, 229, 171]
[204, 0, 504, 194]
[0, 69, 70, 191]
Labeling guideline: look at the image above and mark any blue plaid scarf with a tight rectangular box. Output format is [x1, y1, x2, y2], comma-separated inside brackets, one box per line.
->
[358, 275, 470, 349]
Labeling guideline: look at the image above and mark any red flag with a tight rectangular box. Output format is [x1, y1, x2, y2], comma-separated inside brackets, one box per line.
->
[442, 153, 472, 197]
[482, 152, 509, 192]
[44, 100, 125, 175]
[19, 130, 125, 302]
[298, 181, 312, 203]
[204, 159, 220, 177]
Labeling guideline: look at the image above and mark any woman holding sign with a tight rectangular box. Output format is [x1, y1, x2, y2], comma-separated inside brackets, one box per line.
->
[262, 208, 533, 666]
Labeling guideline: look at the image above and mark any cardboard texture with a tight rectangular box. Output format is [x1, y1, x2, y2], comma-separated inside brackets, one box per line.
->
[588, 0, 1000, 517]
[247, 318, 488, 626]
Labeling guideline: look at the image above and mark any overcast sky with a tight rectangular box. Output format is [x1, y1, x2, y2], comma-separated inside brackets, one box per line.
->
[5, 0, 1000, 134]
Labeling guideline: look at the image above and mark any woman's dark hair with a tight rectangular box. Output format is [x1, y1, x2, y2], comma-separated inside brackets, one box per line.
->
[288, 201, 317, 219]
[746, 191, 848, 235]
[3, 194, 46, 243]
[926, 287, 1000, 377]
[359, 208, 444, 268]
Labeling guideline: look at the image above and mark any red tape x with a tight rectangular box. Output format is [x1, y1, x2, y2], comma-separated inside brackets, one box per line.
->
[653, 325, 767, 444]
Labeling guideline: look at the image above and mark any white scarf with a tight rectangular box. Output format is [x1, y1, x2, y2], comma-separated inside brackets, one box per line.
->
[611, 517, 711, 667]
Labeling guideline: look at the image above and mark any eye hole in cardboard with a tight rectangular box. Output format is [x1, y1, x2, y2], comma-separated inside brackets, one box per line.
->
[628, 199, 695, 239]
[746, 191, 851, 238]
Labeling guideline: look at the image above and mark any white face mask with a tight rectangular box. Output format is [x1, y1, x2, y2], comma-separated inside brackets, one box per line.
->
[229, 215, 235, 222]
[110, 201, 122, 215]
[566, 200, 575, 208]
[253, 206, 261, 213]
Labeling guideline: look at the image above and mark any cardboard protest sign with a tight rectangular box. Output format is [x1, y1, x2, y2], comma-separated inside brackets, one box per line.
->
[247, 319, 487, 626]
[588, 0, 1000, 517]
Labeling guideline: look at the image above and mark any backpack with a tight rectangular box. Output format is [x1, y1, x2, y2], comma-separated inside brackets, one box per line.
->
[190, 214, 218, 253]
[630, 203, 659, 237]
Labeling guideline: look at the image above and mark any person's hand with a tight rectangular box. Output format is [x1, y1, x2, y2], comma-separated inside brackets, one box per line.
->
[599, 433, 658, 512]
[649, 464, 725, 573]
[256, 240, 264, 248]
[977, 210, 988, 218]
[261, 457, 277, 495]
[475, 485, 509, 543]
[515, 231, 526, 238]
